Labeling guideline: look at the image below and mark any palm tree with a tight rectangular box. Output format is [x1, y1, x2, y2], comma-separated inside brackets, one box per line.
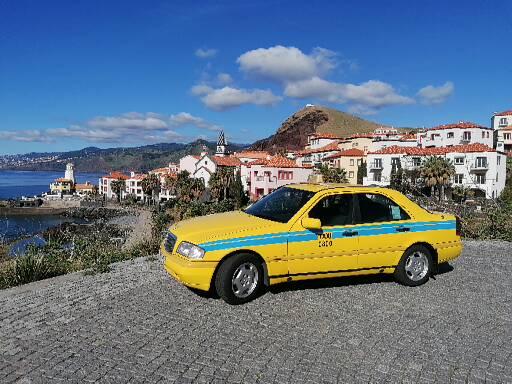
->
[110, 179, 126, 203]
[141, 174, 161, 205]
[420, 156, 455, 201]
[319, 165, 348, 183]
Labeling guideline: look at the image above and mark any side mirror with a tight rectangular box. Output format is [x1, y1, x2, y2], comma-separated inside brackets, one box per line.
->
[301, 217, 322, 231]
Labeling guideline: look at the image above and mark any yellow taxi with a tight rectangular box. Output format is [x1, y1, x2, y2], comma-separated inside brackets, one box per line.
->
[162, 184, 462, 304]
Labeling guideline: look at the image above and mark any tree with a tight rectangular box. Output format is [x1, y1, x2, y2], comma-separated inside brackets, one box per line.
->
[357, 161, 367, 185]
[420, 156, 455, 201]
[110, 179, 125, 203]
[209, 167, 236, 201]
[319, 165, 348, 183]
[390, 160, 404, 191]
[141, 173, 161, 205]
[167, 171, 205, 203]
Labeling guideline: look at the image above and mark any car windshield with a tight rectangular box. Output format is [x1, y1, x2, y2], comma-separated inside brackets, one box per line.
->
[244, 187, 315, 223]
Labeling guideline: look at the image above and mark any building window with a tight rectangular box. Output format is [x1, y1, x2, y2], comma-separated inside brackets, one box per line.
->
[352, 142, 358, 147]
[374, 172, 382, 182]
[475, 157, 487, 168]
[454, 174, 463, 184]
[482, 131, 485, 138]
[462, 131, 471, 142]
[454, 157, 464, 165]
[486, 132, 490, 138]
[475, 174, 486, 184]
[350, 159, 355, 166]
[357, 159, 362, 166]
[412, 157, 421, 167]
[504, 133, 511, 140]
[499, 117, 508, 126]
[447, 132, 454, 139]
[373, 158, 382, 169]
[349, 171, 354, 178]
[278, 171, 293, 180]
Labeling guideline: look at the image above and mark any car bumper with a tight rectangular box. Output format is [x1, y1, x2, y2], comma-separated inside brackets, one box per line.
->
[161, 245, 217, 292]
[437, 241, 463, 264]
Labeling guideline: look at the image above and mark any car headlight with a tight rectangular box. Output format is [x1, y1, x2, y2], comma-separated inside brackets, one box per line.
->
[177, 241, 205, 259]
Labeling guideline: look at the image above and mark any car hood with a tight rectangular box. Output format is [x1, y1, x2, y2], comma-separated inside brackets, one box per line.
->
[168, 210, 286, 246]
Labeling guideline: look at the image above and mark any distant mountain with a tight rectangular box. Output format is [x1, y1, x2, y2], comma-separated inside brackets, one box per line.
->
[0, 140, 247, 173]
[251, 105, 414, 152]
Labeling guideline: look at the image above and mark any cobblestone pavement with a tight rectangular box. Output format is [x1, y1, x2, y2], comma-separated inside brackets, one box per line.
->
[1, 241, 511, 384]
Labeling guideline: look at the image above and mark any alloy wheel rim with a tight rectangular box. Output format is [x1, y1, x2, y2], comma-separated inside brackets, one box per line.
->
[405, 251, 429, 281]
[232, 263, 259, 298]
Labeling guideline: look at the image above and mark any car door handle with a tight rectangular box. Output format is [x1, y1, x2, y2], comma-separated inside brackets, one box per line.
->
[396, 226, 410, 232]
[343, 230, 358, 237]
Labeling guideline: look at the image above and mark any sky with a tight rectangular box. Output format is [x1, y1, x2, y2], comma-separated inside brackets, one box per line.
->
[0, 0, 511, 155]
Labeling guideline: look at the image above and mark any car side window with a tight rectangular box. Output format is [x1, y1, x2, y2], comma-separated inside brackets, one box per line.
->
[355, 193, 410, 223]
[309, 194, 354, 227]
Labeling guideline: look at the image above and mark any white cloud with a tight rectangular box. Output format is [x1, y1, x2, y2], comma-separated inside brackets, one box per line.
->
[417, 81, 454, 105]
[216, 73, 233, 85]
[0, 130, 51, 143]
[169, 112, 221, 131]
[190, 84, 214, 96]
[196, 86, 282, 111]
[284, 77, 414, 114]
[237, 45, 337, 82]
[0, 112, 221, 144]
[195, 48, 218, 59]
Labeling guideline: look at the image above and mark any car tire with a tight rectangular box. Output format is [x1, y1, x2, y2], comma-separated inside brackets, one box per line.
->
[394, 245, 433, 286]
[215, 253, 264, 305]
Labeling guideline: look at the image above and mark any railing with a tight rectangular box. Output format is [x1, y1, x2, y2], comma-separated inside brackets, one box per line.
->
[470, 162, 488, 171]
[369, 162, 383, 170]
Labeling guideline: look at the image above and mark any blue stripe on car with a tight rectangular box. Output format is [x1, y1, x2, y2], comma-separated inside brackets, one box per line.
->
[199, 220, 456, 252]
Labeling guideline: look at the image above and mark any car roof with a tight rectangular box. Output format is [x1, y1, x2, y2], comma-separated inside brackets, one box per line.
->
[286, 183, 388, 193]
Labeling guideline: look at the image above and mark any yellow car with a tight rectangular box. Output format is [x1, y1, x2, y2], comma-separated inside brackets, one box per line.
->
[162, 184, 462, 304]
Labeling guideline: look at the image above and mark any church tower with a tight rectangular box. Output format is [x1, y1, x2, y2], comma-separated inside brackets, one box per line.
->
[216, 130, 228, 157]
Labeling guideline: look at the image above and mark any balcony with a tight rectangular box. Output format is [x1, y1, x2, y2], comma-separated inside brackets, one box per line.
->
[369, 162, 383, 170]
[460, 137, 471, 144]
[470, 162, 489, 172]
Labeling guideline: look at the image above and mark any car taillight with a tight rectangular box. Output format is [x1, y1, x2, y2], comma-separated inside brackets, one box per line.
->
[455, 216, 462, 237]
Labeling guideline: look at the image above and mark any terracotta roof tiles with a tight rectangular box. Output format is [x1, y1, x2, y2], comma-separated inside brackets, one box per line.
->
[369, 143, 495, 156]
[323, 148, 365, 160]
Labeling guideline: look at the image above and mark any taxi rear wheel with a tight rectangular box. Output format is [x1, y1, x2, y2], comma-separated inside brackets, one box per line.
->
[215, 254, 263, 305]
[394, 245, 433, 286]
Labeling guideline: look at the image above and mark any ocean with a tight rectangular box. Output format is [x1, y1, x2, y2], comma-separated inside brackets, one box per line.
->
[0, 170, 103, 199]
[0, 170, 103, 243]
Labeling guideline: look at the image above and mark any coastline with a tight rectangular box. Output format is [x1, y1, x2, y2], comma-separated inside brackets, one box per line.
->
[0, 207, 68, 216]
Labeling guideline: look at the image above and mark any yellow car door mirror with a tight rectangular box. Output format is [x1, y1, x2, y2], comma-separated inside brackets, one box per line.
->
[301, 217, 322, 231]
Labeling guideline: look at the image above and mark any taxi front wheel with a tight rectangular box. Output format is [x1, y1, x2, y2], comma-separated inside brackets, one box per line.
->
[215, 254, 264, 305]
[394, 245, 433, 286]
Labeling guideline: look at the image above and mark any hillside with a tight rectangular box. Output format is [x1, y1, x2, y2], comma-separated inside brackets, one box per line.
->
[251, 105, 410, 152]
[0, 140, 246, 173]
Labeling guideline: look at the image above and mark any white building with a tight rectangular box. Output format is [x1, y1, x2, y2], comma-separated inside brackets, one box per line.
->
[125, 172, 146, 201]
[296, 141, 340, 167]
[99, 171, 130, 199]
[64, 163, 75, 184]
[418, 122, 493, 148]
[364, 144, 506, 199]
[247, 156, 313, 200]
[492, 110, 512, 154]
[305, 133, 340, 150]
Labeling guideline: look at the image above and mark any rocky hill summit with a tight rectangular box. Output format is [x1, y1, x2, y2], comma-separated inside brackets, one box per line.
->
[251, 105, 392, 152]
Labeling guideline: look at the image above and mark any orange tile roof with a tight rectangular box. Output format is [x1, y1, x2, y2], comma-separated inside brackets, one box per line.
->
[369, 143, 495, 156]
[399, 133, 418, 141]
[75, 183, 95, 190]
[494, 110, 512, 116]
[234, 150, 270, 159]
[309, 132, 341, 139]
[265, 155, 302, 168]
[150, 167, 169, 174]
[103, 171, 129, 180]
[428, 121, 490, 131]
[324, 148, 365, 160]
[299, 141, 340, 155]
[211, 156, 242, 166]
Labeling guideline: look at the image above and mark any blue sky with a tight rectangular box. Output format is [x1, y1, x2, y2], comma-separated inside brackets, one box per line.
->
[1, 0, 511, 155]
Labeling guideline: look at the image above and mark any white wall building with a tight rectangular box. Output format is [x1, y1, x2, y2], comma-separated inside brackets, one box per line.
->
[418, 122, 493, 148]
[305, 133, 340, 150]
[492, 110, 512, 154]
[99, 172, 129, 200]
[364, 144, 506, 199]
[247, 156, 313, 200]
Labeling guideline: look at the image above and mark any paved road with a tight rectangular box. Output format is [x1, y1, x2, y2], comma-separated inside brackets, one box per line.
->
[1, 241, 511, 384]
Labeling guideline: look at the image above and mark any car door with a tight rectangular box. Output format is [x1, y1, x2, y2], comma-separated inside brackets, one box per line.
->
[353, 192, 414, 269]
[287, 192, 359, 277]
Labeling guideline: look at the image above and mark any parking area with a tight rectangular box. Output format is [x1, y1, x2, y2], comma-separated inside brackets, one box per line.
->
[0, 240, 511, 383]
